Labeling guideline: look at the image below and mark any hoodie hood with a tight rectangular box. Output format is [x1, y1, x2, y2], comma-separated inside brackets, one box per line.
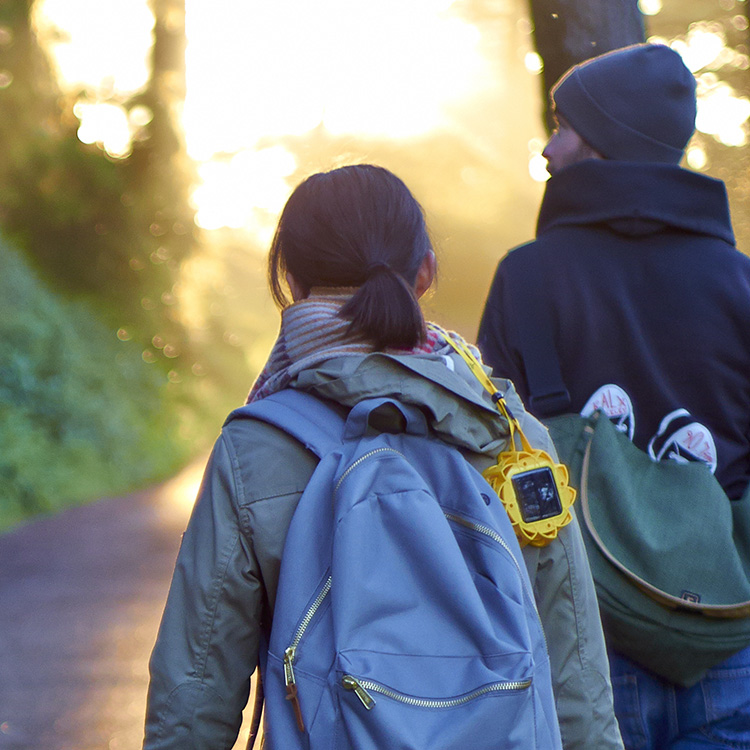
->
[537, 160, 735, 244]
[288, 350, 552, 462]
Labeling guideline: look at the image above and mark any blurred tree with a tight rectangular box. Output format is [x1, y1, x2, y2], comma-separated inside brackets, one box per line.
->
[0, 0, 197, 368]
[528, 0, 645, 131]
[123, 0, 198, 363]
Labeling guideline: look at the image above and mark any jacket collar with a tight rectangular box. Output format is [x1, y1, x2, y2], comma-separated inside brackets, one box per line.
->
[290, 352, 511, 458]
[536, 160, 735, 244]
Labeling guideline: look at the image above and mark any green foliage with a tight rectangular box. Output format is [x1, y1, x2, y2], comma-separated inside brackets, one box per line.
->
[0, 238, 199, 532]
[0, 3, 262, 531]
[0, 0, 196, 369]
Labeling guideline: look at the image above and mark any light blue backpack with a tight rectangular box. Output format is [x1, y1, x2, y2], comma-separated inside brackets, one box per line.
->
[232, 389, 562, 749]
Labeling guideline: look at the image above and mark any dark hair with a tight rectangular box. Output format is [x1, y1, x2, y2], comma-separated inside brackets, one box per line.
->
[268, 164, 433, 349]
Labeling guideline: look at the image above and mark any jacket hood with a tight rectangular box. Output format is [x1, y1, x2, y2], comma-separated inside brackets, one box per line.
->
[537, 160, 735, 244]
[288, 350, 552, 461]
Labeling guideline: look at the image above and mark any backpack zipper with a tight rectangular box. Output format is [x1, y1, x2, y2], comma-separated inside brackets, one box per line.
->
[282, 449, 400, 731]
[444, 512, 532, 597]
[444, 513, 517, 561]
[444, 512, 544, 644]
[334, 447, 405, 493]
[342, 674, 532, 710]
[283, 575, 332, 731]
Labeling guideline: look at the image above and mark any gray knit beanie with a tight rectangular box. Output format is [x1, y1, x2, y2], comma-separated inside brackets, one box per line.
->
[551, 43, 697, 164]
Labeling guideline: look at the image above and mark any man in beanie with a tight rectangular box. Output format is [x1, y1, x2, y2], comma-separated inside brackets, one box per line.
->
[478, 43, 750, 748]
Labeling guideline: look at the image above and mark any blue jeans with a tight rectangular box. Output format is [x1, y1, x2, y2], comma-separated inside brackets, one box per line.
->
[609, 645, 750, 749]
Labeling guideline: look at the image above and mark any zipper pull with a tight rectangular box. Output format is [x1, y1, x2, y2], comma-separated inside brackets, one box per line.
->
[342, 675, 376, 710]
[283, 646, 305, 732]
[285, 682, 305, 732]
[283, 646, 297, 687]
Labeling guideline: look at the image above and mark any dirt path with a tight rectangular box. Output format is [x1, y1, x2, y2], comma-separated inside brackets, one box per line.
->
[0, 459, 257, 750]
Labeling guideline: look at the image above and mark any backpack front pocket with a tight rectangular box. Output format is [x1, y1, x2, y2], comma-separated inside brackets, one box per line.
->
[334, 652, 537, 750]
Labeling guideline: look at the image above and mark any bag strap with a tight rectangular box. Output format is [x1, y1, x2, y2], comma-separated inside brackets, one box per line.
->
[231, 390, 342, 749]
[232, 390, 343, 750]
[230, 391, 430, 450]
[506, 249, 571, 417]
[226, 389, 347, 458]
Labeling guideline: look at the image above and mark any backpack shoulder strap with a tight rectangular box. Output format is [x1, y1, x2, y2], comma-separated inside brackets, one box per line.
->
[227, 389, 345, 750]
[224, 389, 346, 458]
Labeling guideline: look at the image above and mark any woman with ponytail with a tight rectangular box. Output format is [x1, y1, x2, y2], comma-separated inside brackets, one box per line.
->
[143, 165, 623, 750]
[268, 165, 433, 352]
[250, 165, 438, 402]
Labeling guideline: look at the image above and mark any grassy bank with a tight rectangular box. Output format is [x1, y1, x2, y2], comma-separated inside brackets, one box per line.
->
[0, 239, 207, 532]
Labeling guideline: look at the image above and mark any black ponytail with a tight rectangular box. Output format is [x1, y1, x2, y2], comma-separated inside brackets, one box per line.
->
[340, 266, 426, 349]
[268, 164, 433, 349]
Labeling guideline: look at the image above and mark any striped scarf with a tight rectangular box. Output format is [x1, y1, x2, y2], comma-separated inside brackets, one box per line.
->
[247, 290, 444, 403]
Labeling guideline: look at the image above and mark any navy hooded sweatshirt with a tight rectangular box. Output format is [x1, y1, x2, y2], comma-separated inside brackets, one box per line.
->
[478, 159, 750, 500]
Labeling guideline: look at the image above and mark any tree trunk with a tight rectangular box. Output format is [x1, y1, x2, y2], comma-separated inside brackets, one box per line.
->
[529, 0, 645, 131]
[124, 0, 197, 357]
[129, 0, 194, 239]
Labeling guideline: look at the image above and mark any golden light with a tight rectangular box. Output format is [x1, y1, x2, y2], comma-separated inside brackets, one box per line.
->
[528, 153, 549, 182]
[695, 77, 750, 146]
[34, 0, 492, 232]
[33, 0, 153, 94]
[638, 0, 663, 16]
[669, 26, 727, 72]
[649, 29, 750, 150]
[191, 146, 298, 235]
[181, 0, 486, 230]
[74, 102, 133, 158]
[183, 0, 480, 149]
[34, 0, 154, 159]
[524, 51, 544, 75]
[527, 138, 549, 183]
[156, 456, 206, 515]
[686, 145, 708, 170]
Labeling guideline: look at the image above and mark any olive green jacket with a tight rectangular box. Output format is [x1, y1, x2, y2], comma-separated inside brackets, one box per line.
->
[143, 351, 623, 749]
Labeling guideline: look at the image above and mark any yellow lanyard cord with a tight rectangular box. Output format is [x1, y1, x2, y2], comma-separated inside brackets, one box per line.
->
[432, 325, 532, 452]
[429, 324, 575, 547]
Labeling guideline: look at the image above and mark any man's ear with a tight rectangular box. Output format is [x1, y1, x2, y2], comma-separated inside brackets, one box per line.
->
[414, 250, 436, 299]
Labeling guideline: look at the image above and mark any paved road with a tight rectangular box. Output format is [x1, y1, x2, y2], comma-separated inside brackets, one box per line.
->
[0, 459, 257, 750]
